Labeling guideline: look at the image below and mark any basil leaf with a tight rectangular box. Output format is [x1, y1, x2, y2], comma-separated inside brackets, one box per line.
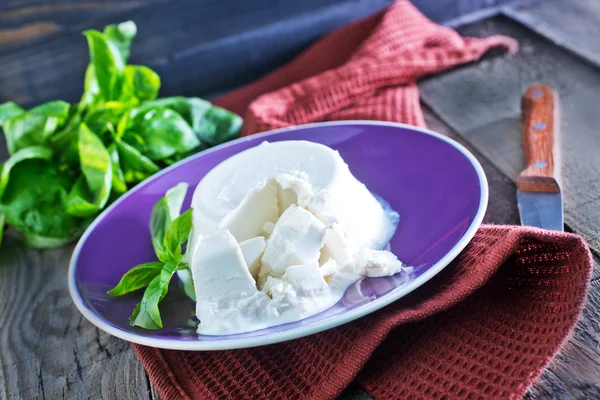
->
[115, 139, 159, 184]
[103, 21, 136, 63]
[0, 102, 25, 126]
[194, 105, 243, 146]
[149, 182, 188, 262]
[0, 146, 53, 200]
[127, 108, 200, 160]
[121, 65, 160, 102]
[66, 124, 112, 217]
[3, 101, 70, 154]
[0, 159, 81, 246]
[107, 261, 163, 296]
[130, 261, 177, 329]
[163, 208, 193, 262]
[108, 143, 127, 195]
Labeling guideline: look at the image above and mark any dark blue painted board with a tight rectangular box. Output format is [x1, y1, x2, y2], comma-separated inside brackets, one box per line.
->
[0, 0, 516, 107]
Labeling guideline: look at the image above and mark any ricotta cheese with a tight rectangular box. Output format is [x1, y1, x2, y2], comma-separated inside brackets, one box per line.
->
[187, 140, 404, 335]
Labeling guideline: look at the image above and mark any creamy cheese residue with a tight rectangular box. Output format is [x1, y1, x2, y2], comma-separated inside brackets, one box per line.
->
[179, 140, 404, 335]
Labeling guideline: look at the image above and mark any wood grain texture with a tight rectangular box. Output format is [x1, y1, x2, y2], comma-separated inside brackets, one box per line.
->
[419, 16, 600, 253]
[0, 23, 61, 48]
[518, 85, 560, 193]
[0, 232, 154, 399]
[0, 0, 393, 107]
[0, 0, 519, 107]
[504, 0, 600, 69]
[526, 273, 600, 400]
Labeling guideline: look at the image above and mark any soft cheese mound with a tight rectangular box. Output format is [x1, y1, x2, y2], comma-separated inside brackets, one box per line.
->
[186, 141, 403, 335]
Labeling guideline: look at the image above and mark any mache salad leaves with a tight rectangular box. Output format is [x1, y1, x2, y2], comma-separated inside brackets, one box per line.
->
[0, 21, 242, 247]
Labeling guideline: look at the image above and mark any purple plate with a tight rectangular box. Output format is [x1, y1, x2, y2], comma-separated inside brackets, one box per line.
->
[68, 121, 487, 350]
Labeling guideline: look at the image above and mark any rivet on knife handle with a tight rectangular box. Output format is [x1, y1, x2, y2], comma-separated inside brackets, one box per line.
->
[518, 85, 561, 193]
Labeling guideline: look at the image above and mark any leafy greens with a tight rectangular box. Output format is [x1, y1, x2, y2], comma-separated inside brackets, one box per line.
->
[108, 183, 194, 329]
[0, 21, 242, 247]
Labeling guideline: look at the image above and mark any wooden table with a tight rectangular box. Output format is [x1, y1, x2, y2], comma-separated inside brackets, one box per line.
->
[1, 0, 599, 398]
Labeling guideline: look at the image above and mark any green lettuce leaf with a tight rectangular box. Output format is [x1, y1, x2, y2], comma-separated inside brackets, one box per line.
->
[0, 146, 53, 200]
[0, 159, 82, 246]
[107, 143, 127, 195]
[120, 65, 161, 103]
[0, 102, 25, 126]
[127, 108, 200, 160]
[115, 139, 160, 184]
[194, 105, 243, 145]
[103, 21, 137, 63]
[83, 30, 125, 102]
[3, 101, 70, 154]
[66, 124, 113, 217]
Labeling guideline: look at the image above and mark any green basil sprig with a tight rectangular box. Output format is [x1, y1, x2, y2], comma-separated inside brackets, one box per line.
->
[108, 183, 194, 330]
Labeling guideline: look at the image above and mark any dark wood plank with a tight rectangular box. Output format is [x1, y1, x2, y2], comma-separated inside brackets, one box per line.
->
[527, 274, 600, 399]
[0, 0, 521, 108]
[419, 16, 600, 254]
[504, 0, 600, 69]
[0, 234, 153, 399]
[0, 0, 393, 107]
[0, 1, 153, 53]
[0, 1, 148, 29]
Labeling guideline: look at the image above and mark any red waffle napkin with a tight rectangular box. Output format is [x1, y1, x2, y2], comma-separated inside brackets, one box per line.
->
[134, 2, 593, 399]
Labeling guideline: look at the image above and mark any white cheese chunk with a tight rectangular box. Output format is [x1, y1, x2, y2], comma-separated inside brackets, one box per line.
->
[239, 236, 266, 280]
[259, 204, 327, 286]
[351, 248, 404, 277]
[320, 259, 337, 277]
[282, 261, 328, 295]
[191, 230, 256, 301]
[262, 221, 275, 236]
[218, 180, 279, 242]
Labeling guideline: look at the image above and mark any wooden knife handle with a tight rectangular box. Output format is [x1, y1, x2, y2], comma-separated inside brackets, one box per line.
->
[517, 84, 561, 193]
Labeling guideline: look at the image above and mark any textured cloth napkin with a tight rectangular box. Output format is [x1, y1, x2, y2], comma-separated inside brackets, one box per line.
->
[134, 2, 593, 399]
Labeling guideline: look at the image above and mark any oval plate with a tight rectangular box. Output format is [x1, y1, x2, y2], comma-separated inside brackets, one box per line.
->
[69, 121, 487, 350]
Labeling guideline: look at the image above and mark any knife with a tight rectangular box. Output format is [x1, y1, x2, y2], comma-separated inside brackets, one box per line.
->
[517, 85, 563, 231]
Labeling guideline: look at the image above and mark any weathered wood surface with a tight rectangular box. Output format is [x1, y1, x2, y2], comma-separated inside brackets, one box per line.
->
[0, 0, 520, 108]
[420, 16, 600, 254]
[0, 0, 394, 107]
[0, 236, 156, 400]
[3, 1, 600, 399]
[504, 0, 600, 69]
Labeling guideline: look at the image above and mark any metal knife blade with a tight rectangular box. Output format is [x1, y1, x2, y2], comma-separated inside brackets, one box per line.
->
[516, 85, 563, 231]
[517, 191, 563, 230]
